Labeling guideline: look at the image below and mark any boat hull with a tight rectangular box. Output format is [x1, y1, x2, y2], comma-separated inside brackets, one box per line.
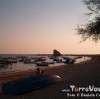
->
[36, 63, 49, 66]
[2, 74, 62, 95]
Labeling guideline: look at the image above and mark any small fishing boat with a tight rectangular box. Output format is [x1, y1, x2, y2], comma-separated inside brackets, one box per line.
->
[35, 62, 49, 66]
[24, 61, 34, 64]
[2, 74, 62, 95]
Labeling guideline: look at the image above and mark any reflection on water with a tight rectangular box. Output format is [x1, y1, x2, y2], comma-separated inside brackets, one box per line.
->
[0, 55, 91, 73]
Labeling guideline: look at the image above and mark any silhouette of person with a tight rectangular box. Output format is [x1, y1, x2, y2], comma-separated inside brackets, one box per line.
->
[65, 57, 70, 64]
[35, 67, 44, 75]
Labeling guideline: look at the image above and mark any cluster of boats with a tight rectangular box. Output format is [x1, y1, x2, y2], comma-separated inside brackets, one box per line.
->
[0, 55, 82, 68]
[0, 57, 17, 68]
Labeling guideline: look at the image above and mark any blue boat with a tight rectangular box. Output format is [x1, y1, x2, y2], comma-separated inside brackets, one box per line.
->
[2, 74, 62, 95]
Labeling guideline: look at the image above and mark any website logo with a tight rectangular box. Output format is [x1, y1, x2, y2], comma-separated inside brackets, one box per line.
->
[62, 85, 100, 98]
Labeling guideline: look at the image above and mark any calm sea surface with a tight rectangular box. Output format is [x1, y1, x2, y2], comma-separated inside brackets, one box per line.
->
[0, 54, 91, 73]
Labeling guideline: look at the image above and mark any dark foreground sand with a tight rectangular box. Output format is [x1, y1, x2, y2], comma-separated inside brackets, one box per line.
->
[0, 59, 100, 99]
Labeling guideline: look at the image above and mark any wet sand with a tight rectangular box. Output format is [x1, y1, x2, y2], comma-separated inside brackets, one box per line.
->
[0, 59, 100, 99]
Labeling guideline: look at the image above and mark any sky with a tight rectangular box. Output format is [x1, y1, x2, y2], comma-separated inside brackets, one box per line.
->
[0, 0, 100, 54]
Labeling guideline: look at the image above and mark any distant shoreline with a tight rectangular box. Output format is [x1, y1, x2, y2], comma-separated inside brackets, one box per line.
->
[0, 54, 97, 56]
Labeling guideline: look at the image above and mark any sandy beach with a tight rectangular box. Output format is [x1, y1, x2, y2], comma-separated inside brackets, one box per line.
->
[0, 58, 100, 99]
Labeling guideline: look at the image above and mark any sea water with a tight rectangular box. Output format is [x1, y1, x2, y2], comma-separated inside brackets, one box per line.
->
[0, 54, 91, 73]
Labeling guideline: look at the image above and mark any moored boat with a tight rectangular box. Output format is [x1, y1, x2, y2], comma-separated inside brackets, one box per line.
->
[2, 74, 62, 95]
[24, 61, 34, 64]
[35, 62, 49, 66]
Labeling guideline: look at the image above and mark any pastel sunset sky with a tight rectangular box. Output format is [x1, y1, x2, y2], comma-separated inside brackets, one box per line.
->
[0, 0, 100, 54]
